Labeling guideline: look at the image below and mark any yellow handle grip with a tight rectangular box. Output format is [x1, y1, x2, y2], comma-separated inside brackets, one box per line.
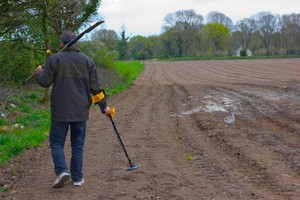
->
[92, 91, 105, 104]
[109, 107, 116, 118]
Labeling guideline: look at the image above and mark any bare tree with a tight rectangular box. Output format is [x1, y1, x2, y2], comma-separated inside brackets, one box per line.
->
[163, 9, 204, 57]
[235, 17, 256, 51]
[163, 9, 203, 28]
[254, 11, 280, 55]
[92, 29, 119, 51]
[281, 13, 300, 54]
[206, 11, 234, 31]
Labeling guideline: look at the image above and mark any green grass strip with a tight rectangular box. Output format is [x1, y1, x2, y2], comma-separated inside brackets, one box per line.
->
[0, 110, 50, 164]
[106, 61, 144, 96]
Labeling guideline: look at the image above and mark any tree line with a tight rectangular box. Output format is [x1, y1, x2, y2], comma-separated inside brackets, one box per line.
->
[0, 1, 299, 84]
[99, 10, 300, 60]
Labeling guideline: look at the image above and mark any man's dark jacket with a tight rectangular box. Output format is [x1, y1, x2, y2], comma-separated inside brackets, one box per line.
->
[36, 45, 106, 122]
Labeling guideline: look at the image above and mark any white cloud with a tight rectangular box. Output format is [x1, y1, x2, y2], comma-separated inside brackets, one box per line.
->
[98, 0, 300, 36]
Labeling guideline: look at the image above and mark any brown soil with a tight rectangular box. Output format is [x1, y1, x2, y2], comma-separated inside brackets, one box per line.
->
[1, 58, 300, 200]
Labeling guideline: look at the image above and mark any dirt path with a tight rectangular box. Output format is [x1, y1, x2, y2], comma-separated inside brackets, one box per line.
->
[1, 59, 300, 200]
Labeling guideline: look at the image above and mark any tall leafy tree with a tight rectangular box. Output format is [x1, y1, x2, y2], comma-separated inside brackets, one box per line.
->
[159, 31, 174, 58]
[1, 0, 101, 49]
[0, 0, 101, 94]
[128, 36, 151, 60]
[202, 23, 230, 55]
[117, 25, 130, 60]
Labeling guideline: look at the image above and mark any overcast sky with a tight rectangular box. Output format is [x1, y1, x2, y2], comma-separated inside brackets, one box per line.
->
[98, 0, 299, 36]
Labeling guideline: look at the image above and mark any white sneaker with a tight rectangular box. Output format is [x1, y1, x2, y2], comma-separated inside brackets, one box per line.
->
[73, 178, 84, 186]
[53, 172, 70, 188]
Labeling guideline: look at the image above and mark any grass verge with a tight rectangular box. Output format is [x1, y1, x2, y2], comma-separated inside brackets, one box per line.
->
[0, 89, 50, 164]
[105, 61, 144, 96]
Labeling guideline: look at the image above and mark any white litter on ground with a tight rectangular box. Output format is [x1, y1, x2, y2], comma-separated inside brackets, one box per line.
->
[181, 106, 202, 115]
[170, 95, 236, 117]
[224, 113, 235, 124]
[204, 102, 228, 112]
[219, 97, 236, 109]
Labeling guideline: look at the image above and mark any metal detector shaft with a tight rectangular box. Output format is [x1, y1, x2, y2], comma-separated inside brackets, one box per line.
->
[109, 116, 134, 166]
[25, 21, 105, 83]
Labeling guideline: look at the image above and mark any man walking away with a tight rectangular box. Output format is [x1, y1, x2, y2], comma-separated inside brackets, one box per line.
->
[35, 31, 111, 188]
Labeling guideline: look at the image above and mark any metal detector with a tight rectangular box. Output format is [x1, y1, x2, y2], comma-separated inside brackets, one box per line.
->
[108, 115, 140, 171]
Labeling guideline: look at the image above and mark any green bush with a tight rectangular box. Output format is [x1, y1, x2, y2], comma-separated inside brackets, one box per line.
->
[0, 41, 43, 85]
[95, 49, 119, 69]
[240, 49, 247, 57]
[79, 41, 118, 69]
[134, 50, 149, 60]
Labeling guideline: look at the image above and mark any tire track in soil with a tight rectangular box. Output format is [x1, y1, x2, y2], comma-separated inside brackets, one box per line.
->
[169, 84, 263, 199]
[102, 74, 207, 199]
[134, 85, 200, 200]
[208, 85, 300, 179]
[216, 89, 298, 197]
[2, 59, 300, 200]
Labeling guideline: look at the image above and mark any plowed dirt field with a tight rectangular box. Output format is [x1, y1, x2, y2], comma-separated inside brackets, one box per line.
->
[1, 59, 300, 200]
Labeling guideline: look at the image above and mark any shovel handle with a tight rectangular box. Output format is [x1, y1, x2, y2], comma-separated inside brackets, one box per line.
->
[24, 21, 105, 84]
[25, 72, 37, 83]
[25, 64, 45, 83]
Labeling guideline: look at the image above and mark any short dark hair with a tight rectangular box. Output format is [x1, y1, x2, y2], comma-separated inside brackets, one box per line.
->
[60, 31, 76, 44]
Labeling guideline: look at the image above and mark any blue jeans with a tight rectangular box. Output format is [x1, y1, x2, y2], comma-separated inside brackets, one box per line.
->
[49, 121, 86, 182]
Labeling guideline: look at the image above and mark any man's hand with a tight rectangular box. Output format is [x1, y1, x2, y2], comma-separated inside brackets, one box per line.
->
[104, 106, 111, 116]
[35, 65, 43, 75]
[104, 106, 116, 118]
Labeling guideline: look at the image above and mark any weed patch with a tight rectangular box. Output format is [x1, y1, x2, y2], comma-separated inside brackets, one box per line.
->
[187, 153, 194, 161]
